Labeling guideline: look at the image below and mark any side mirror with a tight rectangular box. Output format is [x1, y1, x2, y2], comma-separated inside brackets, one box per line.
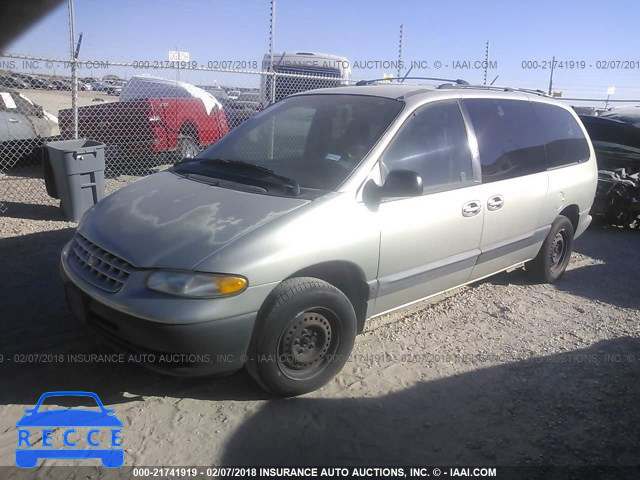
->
[363, 169, 423, 205]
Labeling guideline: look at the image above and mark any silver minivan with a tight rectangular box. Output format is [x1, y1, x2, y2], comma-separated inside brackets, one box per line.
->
[60, 83, 598, 396]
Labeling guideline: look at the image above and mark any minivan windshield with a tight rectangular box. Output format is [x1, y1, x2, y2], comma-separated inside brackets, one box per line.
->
[190, 94, 403, 191]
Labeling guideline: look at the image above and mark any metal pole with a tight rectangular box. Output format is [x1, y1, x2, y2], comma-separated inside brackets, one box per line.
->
[398, 24, 403, 81]
[604, 94, 610, 110]
[68, 0, 78, 139]
[175, 45, 180, 82]
[548, 55, 555, 96]
[483, 41, 489, 85]
[268, 0, 275, 73]
[268, 0, 276, 104]
[267, 0, 276, 158]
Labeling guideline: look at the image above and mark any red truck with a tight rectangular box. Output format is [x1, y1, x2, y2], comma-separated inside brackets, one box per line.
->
[59, 76, 229, 171]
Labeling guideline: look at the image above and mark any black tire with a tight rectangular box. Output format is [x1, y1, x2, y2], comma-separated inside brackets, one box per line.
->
[526, 215, 574, 283]
[246, 277, 357, 397]
[178, 136, 199, 160]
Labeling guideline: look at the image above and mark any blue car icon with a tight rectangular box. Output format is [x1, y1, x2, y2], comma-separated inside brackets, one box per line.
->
[16, 391, 123, 468]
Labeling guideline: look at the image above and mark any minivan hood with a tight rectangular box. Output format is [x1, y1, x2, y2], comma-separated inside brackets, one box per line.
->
[79, 171, 310, 269]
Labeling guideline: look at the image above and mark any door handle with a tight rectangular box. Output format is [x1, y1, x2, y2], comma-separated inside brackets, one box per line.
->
[462, 200, 482, 217]
[487, 195, 504, 211]
[8, 118, 20, 123]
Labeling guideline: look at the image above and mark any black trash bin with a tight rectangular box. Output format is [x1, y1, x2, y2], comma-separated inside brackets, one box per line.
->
[44, 139, 106, 222]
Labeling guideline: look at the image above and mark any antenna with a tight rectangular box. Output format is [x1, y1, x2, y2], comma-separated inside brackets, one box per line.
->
[400, 65, 414, 83]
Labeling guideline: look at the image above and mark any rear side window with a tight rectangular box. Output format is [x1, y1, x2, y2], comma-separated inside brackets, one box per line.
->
[532, 102, 590, 168]
[463, 98, 546, 182]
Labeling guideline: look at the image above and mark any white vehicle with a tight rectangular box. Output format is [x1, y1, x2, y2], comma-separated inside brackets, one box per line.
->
[227, 90, 241, 101]
[260, 51, 351, 106]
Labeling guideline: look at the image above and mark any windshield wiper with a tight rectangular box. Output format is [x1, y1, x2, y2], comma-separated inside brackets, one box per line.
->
[200, 158, 277, 175]
[177, 158, 301, 196]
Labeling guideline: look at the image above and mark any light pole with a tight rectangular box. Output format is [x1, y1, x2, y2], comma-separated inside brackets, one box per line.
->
[483, 41, 490, 85]
[547, 55, 555, 95]
[68, 0, 78, 139]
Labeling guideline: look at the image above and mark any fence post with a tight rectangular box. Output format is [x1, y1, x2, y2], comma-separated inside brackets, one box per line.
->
[68, 0, 78, 139]
[269, 0, 276, 104]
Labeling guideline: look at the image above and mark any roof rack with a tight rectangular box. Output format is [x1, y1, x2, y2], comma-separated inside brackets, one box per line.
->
[437, 84, 548, 96]
[355, 77, 469, 86]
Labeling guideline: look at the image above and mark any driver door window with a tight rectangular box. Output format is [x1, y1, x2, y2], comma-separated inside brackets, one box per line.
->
[380, 101, 474, 191]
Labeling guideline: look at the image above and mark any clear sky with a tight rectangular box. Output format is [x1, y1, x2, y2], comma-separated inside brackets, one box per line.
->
[4, 0, 640, 104]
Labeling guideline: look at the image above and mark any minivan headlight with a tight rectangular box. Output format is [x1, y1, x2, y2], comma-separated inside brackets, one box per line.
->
[146, 271, 247, 298]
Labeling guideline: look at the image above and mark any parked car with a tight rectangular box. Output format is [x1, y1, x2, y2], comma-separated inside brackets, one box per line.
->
[225, 99, 261, 129]
[0, 75, 28, 89]
[66, 79, 92, 91]
[58, 75, 229, 168]
[200, 85, 229, 103]
[238, 91, 260, 102]
[103, 74, 121, 82]
[50, 79, 71, 90]
[60, 84, 597, 396]
[24, 76, 55, 90]
[580, 113, 640, 169]
[0, 88, 60, 169]
[88, 81, 106, 91]
[88, 81, 120, 95]
[580, 112, 640, 228]
[599, 105, 640, 127]
[572, 106, 598, 116]
[107, 84, 122, 96]
[227, 89, 241, 100]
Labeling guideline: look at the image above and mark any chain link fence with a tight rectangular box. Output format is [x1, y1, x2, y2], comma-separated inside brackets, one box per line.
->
[0, 52, 354, 215]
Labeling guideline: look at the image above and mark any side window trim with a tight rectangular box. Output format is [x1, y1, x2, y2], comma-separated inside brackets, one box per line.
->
[547, 160, 581, 171]
[377, 99, 478, 197]
[456, 99, 483, 184]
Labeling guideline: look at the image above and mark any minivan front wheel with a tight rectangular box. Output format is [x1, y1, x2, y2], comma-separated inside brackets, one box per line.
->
[246, 277, 356, 397]
[526, 215, 574, 283]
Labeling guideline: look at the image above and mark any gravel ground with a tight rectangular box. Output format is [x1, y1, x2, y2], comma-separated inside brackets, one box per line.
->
[0, 195, 639, 471]
[0, 164, 169, 216]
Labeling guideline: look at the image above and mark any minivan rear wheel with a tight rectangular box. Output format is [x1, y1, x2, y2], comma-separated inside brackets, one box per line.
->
[246, 277, 356, 397]
[526, 215, 574, 283]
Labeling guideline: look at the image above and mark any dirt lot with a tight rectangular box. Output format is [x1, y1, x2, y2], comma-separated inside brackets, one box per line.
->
[0, 203, 638, 470]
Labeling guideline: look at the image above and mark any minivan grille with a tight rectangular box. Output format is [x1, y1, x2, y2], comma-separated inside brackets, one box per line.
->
[69, 234, 133, 292]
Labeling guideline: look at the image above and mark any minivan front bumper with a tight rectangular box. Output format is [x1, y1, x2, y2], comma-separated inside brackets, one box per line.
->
[59, 238, 266, 376]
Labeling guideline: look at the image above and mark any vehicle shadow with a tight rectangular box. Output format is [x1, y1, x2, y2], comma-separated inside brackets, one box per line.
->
[484, 225, 640, 310]
[0, 228, 266, 406]
[0, 201, 65, 221]
[220, 337, 640, 467]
